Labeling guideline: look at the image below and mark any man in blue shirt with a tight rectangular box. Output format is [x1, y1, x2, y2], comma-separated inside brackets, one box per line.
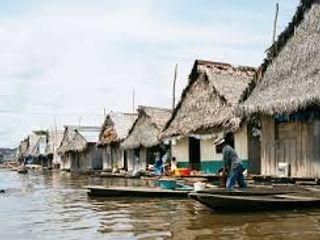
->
[214, 138, 247, 189]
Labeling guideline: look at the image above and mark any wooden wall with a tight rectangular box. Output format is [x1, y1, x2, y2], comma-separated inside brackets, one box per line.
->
[101, 145, 111, 170]
[90, 145, 103, 170]
[101, 144, 124, 170]
[61, 153, 72, 170]
[126, 147, 147, 172]
[126, 149, 135, 171]
[247, 125, 261, 174]
[261, 116, 320, 178]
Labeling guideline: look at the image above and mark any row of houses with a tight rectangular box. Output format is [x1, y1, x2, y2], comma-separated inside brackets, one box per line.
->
[16, 0, 320, 178]
[17, 129, 63, 169]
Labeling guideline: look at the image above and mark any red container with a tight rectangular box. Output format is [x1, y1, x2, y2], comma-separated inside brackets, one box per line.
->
[175, 168, 191, 176]
[180, 168, 191, 176]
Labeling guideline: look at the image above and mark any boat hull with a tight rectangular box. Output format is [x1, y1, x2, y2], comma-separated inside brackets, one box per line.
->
[189, 192, 320, 212]
[86, 186, 190, 198]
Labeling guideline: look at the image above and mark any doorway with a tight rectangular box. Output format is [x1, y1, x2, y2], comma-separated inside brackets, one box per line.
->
[189, 137, 200, 170]
[123, 150, 128, 171]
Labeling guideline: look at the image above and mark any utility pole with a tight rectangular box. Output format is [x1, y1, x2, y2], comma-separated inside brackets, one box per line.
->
[53, 115, 57, 154]
[132, 88, 135, 121]
[172, 64, 178, 110]
[272, 3, 279, 44]
[103, 107, 106, 117]
[79, 116, 82, 127]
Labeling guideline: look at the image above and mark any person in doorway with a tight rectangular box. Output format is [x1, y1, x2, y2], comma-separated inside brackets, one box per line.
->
[214, 138, 247, 189]
[170, 157, 177, 172]
[153, 152, 163, 176]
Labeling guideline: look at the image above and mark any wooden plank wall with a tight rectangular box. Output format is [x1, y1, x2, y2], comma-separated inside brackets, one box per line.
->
[261, 116, 276, 175]
[310, 120, 320, 178]
[262, 116, 320, 178]
[247, 125, 261, 174]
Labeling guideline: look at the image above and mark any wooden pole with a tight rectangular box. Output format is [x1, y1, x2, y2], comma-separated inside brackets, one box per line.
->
[53, 115, 57, 153]
[172, 64, 178, 110]
[132, 88, 135, 121]
[272, 3, 279, 44]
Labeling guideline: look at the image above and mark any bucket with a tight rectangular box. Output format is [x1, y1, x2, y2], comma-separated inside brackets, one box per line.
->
[159, 179, 176, 190]
[194, 182, 206, 192]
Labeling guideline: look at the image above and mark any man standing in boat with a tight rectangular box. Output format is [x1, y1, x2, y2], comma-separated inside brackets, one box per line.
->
[214, 138, 247, 189]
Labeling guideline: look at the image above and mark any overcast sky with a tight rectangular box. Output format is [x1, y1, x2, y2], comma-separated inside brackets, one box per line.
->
[0, 0, 299, 148]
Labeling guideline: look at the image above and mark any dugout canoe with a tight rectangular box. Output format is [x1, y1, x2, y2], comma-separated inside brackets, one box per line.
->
[86, 185, 191, 198]
[189, 190, 320, 212]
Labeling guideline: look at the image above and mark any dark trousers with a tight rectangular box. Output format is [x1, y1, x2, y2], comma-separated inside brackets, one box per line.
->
[226, 165, 247, 189]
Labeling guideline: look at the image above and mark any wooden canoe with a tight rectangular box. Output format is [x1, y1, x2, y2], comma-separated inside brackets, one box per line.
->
[86, 185, 191, 198]
[189, 191, 320, 212]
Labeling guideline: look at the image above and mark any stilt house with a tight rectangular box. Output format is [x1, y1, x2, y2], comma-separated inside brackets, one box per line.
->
[97, 111, 137, 171]
[44, 129, 64, 169]
[160, 60, 259, 174]
[58, 126, 102, 171]
[242, 0, 320, 178]
[121, 106, 172, 172]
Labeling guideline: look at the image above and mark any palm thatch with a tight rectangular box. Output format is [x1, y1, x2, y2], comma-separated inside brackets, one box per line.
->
[57, 126, 100, 153]
[242, 0, 320, 116]
[45, 130, 64, 156]
[65, 130, 88, 152]
[65, 126, 100, 153]
[17, 138, 29, 160]
[57, 126, 78, 154]
[98, 111, 137, 146]
[121, 106, 172, 149]
[24, 131, 47, 157]
[160, 60, 255, 139]
[30, 135, 47, 158]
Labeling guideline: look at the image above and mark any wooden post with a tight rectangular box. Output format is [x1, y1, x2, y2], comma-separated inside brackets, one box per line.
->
[132, 88, 135, 122]
[272, 3, 279, 44]
[172, 64, 178, 110]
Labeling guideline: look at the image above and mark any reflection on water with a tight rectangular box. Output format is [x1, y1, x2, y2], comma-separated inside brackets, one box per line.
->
[1, 169, 320, 240]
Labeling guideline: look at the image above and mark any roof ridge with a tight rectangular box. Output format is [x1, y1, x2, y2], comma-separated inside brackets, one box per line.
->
[196, 59, 256, 72]
[138, 105, 171, 112]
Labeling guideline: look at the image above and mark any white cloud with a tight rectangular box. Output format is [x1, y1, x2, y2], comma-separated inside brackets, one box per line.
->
[0, 0, 298, 147]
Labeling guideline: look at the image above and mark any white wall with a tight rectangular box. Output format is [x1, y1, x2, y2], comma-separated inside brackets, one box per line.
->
[172, 137, 189, 162]
[200, 138, 223, 161]
[234, 125, 248, 160]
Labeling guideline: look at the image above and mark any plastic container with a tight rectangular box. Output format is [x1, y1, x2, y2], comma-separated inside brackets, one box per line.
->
[159, 179, 176, 190]
[278, 162, 290, 177]
[175, 168, 191, 176]
[194, 182, 206, 192]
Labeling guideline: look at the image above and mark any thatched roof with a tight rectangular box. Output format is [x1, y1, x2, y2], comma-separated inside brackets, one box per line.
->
[24, 131, 47, 157]
[45, 130, 64, 156]
[57, 126, 78, 154]
[18, 138, 29, 159]
[160, 60, 255, 139]
[57, 126, 100, 153]
[121, 106, 172, 149]
[242, 0, 320, 116]
[98, 111, 137, 146]
[30, 135, 47, 157]
[65, 130, 87, 152]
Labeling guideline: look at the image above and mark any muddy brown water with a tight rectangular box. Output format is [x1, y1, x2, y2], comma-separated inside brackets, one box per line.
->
[1, 169, 320, 240]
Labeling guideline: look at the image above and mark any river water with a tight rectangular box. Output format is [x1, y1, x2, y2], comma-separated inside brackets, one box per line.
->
[1, 169, 320, 240]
